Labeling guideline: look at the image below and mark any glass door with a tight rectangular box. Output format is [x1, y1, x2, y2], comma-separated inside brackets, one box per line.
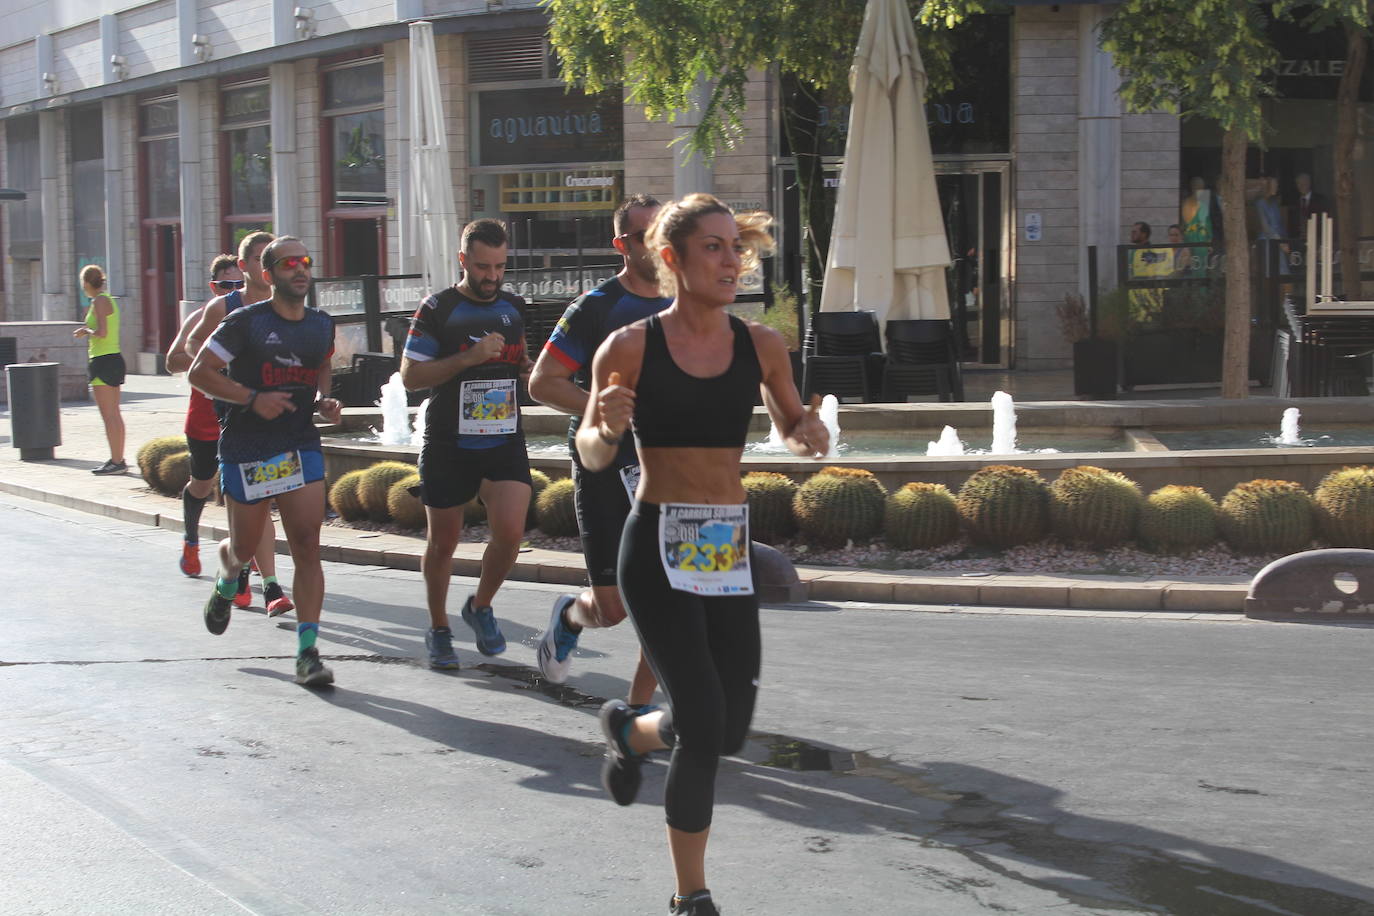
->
[935, 162, 1011, 367]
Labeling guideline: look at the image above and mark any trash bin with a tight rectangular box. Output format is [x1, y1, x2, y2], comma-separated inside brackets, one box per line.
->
[6, 361, 61, 460]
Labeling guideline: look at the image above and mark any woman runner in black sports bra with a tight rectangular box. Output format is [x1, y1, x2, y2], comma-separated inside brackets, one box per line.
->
[577, 193, 828, 916]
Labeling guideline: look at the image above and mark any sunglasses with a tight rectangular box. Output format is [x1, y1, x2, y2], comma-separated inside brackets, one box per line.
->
[615, 230, 647, 245]
[267, 255, 313, 271]
[212, 278, 245, 291]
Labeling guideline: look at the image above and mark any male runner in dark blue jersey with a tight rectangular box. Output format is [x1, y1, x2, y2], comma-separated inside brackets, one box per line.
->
[189, 236, 342, 686]
[400, 218, 534, 670]
[529, 195, 666, 702]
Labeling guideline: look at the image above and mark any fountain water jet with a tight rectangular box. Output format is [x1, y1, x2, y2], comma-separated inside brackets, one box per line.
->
[990, 391, 1018, 454]
[926, 426, 967, 456]
[374, 372, 413, 446]
[1277, 408, 1302, 446]
[410, 398, 430, 447]
[819, 394, 841, 458]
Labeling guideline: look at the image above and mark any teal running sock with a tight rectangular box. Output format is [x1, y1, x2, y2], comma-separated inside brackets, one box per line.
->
[297, 622, 319, 653]
[215, 577, 238, 599]
[262, 575, 278, 588]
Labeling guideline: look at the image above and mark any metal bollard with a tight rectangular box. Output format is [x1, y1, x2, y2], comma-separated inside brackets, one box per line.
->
[6, 361, 61, 460]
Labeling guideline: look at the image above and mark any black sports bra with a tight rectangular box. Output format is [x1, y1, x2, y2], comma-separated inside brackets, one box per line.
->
[633, 314, 761, 449]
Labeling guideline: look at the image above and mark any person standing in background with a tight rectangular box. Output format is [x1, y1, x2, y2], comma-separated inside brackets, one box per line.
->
[74, 265, 127, 475]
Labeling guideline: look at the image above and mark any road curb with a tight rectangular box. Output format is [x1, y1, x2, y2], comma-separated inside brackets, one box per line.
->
[0, 472, 1249, 613]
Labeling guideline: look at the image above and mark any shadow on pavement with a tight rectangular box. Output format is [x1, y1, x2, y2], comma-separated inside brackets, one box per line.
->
[240, 665, 604, 801]
[708, 739, 1374, 914]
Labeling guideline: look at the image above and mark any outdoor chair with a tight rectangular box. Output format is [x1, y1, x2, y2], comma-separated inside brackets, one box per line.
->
[349, 351, 402, 407]
[802, 311, 884, 402]
[881, 319, 964, 402]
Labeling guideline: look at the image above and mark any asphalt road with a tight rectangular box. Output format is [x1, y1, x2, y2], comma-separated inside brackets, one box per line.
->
[2, 491, 1372, 916]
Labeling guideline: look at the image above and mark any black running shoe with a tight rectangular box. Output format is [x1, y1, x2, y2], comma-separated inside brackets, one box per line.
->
[599, 699, 644, 806]
[294, 647, 334, 686]
[670, 890, 719, 915]
[203, 588, 231, 635]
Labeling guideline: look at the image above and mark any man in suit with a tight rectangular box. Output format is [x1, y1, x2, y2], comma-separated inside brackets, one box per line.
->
[1290, 172, 1331, 237]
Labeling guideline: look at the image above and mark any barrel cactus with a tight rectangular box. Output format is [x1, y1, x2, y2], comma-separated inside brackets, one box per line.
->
[956, 464, 1049, 548]
[1138, 485, 1218, 554]
[1048, 465, 1142, 547]
[536, 477, 579, 537]
[1313, 466, 1374, 548]
[156, 450, 193, 497]
[884, 482, 960, 550]
[463, 496, 487, 527]
[792, 467, 886, 547]
[137, 435, 187, 492]
[359, 460, 418, 522]
[386, 473, 427, 529]
[526, 469, 551, 530]
[1219, 479, 1315, 555]
[329, 469, 369, 521]
[742, 471, 798, 544]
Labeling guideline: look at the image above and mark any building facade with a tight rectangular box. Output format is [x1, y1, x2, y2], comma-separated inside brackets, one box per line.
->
[0, 0, 1363, 374]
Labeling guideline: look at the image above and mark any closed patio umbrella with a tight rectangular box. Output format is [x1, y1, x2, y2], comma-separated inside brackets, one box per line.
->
[818, 0, 950, 339]
[409, 20, 459, 296]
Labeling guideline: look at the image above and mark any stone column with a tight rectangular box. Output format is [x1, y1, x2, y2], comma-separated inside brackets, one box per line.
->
[39, 111, 64, 320]
[270, 62, 299, 237]
[178, 81, 203, 319]
[1077, 4, 1121, 293]
[102, 97, 126, 302]
[673, 80, 714, 198]
[394, 40, 417, 274]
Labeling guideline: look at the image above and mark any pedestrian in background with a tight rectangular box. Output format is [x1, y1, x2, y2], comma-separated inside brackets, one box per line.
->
[74, 264, 127, 475]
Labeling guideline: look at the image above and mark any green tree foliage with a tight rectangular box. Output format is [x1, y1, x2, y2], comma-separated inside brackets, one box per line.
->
[543, 0, 962, 311]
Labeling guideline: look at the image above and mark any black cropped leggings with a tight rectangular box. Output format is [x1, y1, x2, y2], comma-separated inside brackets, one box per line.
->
[618, 502, 761, 834]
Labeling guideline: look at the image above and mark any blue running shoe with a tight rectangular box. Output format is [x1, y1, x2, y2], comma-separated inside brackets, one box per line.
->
[460, 595, 506, 656]
[425, 626, 461, 670]
[536, 594, 580, 684]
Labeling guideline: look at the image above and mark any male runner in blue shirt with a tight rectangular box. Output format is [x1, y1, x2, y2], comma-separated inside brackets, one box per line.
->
[189, 236, 341, 686]
[400, 219, 534, 669]
[529, 195, 667, 706]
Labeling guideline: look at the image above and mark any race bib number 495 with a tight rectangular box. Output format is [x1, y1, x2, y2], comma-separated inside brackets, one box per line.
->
[658, 503, 753, 596]
[239, 449, 304, 501]
[459, 378, 518, 435]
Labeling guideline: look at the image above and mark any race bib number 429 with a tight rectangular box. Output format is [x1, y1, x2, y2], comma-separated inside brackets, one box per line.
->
[657, 503, 753, 596]
[459, 378, 518, 435]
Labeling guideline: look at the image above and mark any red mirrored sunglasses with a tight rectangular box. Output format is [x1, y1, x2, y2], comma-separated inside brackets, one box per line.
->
[268, 255, 313, 271]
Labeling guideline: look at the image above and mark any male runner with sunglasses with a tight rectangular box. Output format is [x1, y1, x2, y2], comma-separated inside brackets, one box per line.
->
[169, 237, 291, 615]
[189, 237, 341, 685]
[528, 195, 665, 705]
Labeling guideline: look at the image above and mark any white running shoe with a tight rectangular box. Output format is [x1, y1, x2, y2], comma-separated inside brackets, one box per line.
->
[536, 594, 580, 684]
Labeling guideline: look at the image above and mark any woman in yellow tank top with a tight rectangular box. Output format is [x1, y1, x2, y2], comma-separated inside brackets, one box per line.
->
[73, 264, 127, 474]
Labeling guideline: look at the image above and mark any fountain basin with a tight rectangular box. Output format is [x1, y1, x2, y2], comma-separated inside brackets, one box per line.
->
[321, 397, 1374, 499]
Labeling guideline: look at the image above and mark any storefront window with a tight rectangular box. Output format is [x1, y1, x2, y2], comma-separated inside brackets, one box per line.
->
[324, 61, 385, 209]
[222, 83, 272, 238]
[778, 13, 1010, 158]
[140, 97, 180, 220]
[331, 109, 386, 206]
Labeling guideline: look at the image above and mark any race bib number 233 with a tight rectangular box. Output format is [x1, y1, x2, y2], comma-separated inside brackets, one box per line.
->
[657, 503, 753, 596]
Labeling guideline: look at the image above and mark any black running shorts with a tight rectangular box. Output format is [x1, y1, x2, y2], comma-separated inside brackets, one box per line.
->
[417, 437, 532, 509]
[573, 461, 634, 586]
[88, 353, 126, 387]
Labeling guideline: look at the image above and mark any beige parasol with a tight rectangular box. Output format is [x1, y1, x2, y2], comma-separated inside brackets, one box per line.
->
[818, 0, 950, 336]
